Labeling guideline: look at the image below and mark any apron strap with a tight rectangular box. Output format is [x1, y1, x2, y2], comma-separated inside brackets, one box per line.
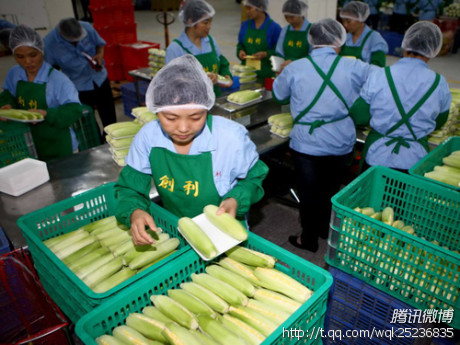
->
[173, 39, 193, 54]
[206, 114, 213, 133]
[47, 67, 54, 77]
[360, 30, 373, 49]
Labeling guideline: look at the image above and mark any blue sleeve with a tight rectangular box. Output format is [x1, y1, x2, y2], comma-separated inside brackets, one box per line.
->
[267, 21, 282, 50]
[439, 77, 452, 113]
[47, 71, 81, 107]
[125, 123, 157, 174]
[165, 41, 187, 64]
[84, 22, 106, 47]
[272, 65, 293, 102]
[2, 67, 19, 96]
[43, 33, 57, 66]
[350, 59, 372, 91]
[276, 26, 288, 57]
[369, 31, 389, 54]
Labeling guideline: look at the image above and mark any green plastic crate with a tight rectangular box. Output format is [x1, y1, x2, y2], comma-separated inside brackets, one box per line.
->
[0, 121, 37, 167]
[72, 105, 102, 152]
[326, 166, 460, 329]
[75, 232, 332, 345]
[17, 182, 189, 323]
[409, 136, 460, 191]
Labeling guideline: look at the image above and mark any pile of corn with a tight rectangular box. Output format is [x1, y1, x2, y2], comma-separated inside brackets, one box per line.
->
[43, 216, 180, 293]
[0, 109, 44, 122]
[429, 89, 460, 145]
[148, 48, 166, 77]
[268, 113, 293, 138]
[131, 106, 158, 125]
[424, 150, 460, 187]
[95, 245, 314, 345]
[227, 90, 262, 105]
[232, 65, 257, 84]
[104, 121, 143, 166]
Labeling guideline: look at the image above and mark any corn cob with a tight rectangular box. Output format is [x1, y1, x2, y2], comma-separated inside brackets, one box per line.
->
[189, 329, 220, 345]
[197, 315, 248, 345]
[125, 313, 168, 343]
[92, 268, 136, 293]
[62, 241, 101, 265]
[191, 273, 249, 306]
[162, 322, 202, 345]
[246, 299, 290, 325]
[99, 232, 131, 248]
[110, 239, 134, 257]
[80, 216, 117, 232]
[253, 288, 302, 314]
[220, 314, 265, 345]
[217, 257, 262, 285]
[55, 235, 98, 260]
[382, 207, 394, 225]
[228, 306, 278, 337]
[74, 252, 115, 279]
[48, 230, 91, 252]
[370, 212, 382, 220]
[0, 108, 44, 121]
[178, 217, 218, 259]
[137, 250, 177, 273]
[180, 282, 230, 314]
[203, 205, 248, 241]
[225, 246, 276, 268]
[112, 325, 162, 345]
[150, 295, 199, 330]
[205, 265, 255, 297]
[43, 229, 87, 248]
[68, 247, 111, 272]
[95, 334, 127, 345]
[392, 220, 405, 230]
[227, 90, 261, 104]
[142, 306, 175, 324]
[83, 257, 123, 288]
[401, 225, 415, 235]
[94, 227, 127, 241]
[360, 207, 375, 216]
[168, 289, 217, 318]
[129, 238, 180, 270]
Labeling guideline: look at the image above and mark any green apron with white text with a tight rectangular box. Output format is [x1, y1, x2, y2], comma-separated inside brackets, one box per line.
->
[16, 67, 73, 161]
[149, 116, 221, 218]
[242, 20, 275, 79]
[174, 37, 222, 96]
[362, 67, 440, 167]
[283, 24, 311, 61]
[340, 30, 373, 61]
[294, 56, 349, 133]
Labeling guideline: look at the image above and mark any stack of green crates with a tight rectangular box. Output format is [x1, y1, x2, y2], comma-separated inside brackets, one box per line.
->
[326, 166, 460, 329]
[75, 232, 333, 345]
[0, 121, 37, 168]
[72, 105, 102, 152]
[17, 182, 189, 323]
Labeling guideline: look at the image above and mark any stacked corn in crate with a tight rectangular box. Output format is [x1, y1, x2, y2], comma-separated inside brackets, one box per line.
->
[148, 48, 166, 77]
[429, 89, 460, 145]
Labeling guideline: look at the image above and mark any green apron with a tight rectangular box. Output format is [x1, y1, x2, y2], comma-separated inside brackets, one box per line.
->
[174, 36, 222, 96]
[294, 56, 349, 133]
[340, 30, 373, 61]
[283, 23, 311, 61]
[16, 67, 73, 161]
[149, 116, 221, 218]
[362, 67, 440, 166]
[242, 19, 275, 79]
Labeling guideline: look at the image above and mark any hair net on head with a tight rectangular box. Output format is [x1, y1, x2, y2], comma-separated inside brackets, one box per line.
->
[282, 0, 308, 17]
[402, 21, 442, 59]
[57, 18, 87, 42]
[308, 18, 346, 48]
[339, 1, 370, 22]
[179, 0, 215, 27]
[9, 25, 44, 54]
[242, 0, 269, 12]
[146, 54, 215, 113]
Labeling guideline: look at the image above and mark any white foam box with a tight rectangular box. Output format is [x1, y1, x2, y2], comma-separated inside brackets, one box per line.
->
[0, 158, 49, 197]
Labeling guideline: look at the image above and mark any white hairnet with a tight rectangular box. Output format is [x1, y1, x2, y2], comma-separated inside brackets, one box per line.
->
[146, 54, 215, 113]
[57, 18, 87, 42]
[340, 1, 370, 22]
[308, 18, 346, 48]
[179, 0, 215, 27]
[242, 0, 269, 12]
[402, 21, 442, 59]
[9, 25, 44, 54]
[282, 0, 308, 17]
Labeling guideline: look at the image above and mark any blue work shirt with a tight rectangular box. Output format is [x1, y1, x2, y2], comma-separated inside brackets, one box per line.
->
[344, 25, 388, 63]
[360, 57, 452, 170]
[273, 47, 371, 156]
[238, 14, 282, 50]
[416, 0, 443, 20]
[165, 31, 223, 64]
[126, 115, 259, 197]
[275, 18, 312, 58]
[43, 21, 107, 92]
[393, 0, 417, 15]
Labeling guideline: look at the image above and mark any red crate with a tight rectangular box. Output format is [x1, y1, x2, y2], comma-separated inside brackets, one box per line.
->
[94, 22, 137, 45]
[0, 248, 70, 345]
[104, 44, 121, 66]
[106, 62, 125, 81]
[89, 0, 132, 9]
[89, 5, 135, 27]
[120, 41, 160, 80]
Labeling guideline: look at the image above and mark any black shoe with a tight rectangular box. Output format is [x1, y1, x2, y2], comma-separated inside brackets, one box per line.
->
[288, 236, 319, 252]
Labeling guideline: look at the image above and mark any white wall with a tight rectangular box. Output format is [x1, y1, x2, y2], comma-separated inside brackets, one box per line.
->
[268, 0, 338, 26]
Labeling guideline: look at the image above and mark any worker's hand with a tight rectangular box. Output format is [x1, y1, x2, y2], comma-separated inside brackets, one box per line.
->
[130, 209, 159, 245]
[93, 53, 104, 66]
[29, 109, 47, 116]
[253, 51, 267, 60]
[239, 50, 247, 60]
[1, 104, 12, 109]
[207, 72, 218, 85]
[221, 75, 233, 88]
[217, 197, 238, 218]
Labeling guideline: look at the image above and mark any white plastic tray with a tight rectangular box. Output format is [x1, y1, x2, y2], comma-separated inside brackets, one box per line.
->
[177, 213, 243, 261]
[0, 158, 49, 196]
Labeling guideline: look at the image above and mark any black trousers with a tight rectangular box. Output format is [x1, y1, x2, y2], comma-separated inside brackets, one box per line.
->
[79, 77, 117, 130]
[291, 149, 351, 245]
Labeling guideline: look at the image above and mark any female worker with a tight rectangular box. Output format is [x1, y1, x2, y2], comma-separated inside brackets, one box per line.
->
[272, 19, 371, 252]
[115, 55, 269, 245]
[165, 0, 232, 96]
[350, 21, 451, 172]
[275, 0, 312, 70]
[415, 0, 443, 21]
[237, 0, 282, 79]
[339, 1, 388, 67]
[0, 25, 82, 161]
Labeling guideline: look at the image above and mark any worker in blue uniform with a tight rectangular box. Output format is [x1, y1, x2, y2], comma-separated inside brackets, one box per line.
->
[115, 55, 268, 245]
[415, 0, 444, 21]
[340, 1, 389, 66]
[350, 21, 451, 172]
[275, 0, 312, 71]
[237, 0, 282, 79]
[166, 0, 233, 96]
[272, 19, 371, 252]
[341, 0, 383, 29]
